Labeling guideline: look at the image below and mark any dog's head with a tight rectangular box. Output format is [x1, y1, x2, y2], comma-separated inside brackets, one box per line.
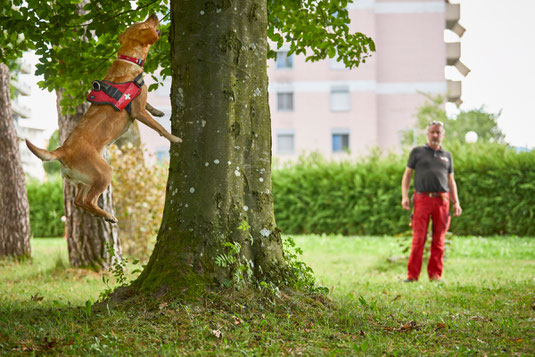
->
[119, 14, 161, 48]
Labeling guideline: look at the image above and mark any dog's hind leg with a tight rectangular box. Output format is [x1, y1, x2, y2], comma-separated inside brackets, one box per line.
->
[80, 157, 117, 223]
[145, 102, 165, 117]
[74, 183, 90, 209]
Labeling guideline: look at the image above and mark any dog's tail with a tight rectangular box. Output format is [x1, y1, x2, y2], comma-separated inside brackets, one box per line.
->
[25, 139, 62, 162]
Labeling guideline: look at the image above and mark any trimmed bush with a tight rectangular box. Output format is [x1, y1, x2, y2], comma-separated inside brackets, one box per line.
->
[273, 144, 535, 237]
[273, 152, 408, 236]
[451, 143, 535, 236]
[108, 144, 167, 260]
[26, 177, 64, 237]
[25, 143, 535, 239]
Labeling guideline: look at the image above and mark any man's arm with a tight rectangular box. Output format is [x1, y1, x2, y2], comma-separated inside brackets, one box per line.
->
[401, 167, 413, 210]
[448, 173, 462, 216]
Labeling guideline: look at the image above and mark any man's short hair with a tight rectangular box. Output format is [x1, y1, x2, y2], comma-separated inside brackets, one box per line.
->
[428, 120, 444, 130]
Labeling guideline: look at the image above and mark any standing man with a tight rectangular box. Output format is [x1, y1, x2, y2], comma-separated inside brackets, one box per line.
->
[401, 121, 462, 282]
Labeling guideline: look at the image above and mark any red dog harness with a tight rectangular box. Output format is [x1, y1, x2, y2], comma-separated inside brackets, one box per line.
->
[87, 73, 144, 115]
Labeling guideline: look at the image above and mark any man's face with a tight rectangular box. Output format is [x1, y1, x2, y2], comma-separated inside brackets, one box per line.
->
[427, 124, 445, 148]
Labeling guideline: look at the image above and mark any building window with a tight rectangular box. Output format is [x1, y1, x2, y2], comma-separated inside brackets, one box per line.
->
[330, 86, 350, 112]
[277, 92, 294, 111]
[276, 51, 294, 69]
[156, 147, 170, 162]
[332, 130, 350, 153]
[277, 130, 295, 154]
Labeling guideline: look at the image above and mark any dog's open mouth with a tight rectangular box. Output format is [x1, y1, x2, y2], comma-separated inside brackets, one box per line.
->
[156, 29, 161, 37]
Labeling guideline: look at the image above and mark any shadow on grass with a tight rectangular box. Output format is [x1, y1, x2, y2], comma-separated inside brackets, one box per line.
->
[368, 254, 409, 273]
[0, 303, 92, 354]
[1, 253, 104, 285]
[0, 289, 358, 355]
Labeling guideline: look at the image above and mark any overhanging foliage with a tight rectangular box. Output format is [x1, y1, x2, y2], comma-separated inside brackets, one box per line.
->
[1, 0, 374, 112]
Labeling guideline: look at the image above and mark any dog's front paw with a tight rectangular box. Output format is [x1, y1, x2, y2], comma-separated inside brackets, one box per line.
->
[105, 215, 118, 224]
[169, 135, 182, 143]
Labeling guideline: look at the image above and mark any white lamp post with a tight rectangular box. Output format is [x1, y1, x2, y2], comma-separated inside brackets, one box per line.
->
[465, 131, 478, 143]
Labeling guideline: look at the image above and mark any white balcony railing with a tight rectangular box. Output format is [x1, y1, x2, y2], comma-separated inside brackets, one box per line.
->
[447, 80, 462, 106]
[446, 42, 461, 66]
[10, 79, 31, 96]
[11, 101, 32, 118]
[446, 3, 460, 30]
[19, 61, 32, 74]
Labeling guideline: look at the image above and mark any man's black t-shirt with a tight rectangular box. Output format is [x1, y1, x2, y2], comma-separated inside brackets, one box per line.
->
[407, 144, 453, 193]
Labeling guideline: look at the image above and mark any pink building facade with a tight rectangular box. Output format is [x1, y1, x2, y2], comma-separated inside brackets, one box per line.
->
[268, 0, 466, 159]
[142, 0, 466, 161]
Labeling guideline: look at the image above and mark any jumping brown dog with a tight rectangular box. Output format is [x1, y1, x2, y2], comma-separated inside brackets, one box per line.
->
[26, 14, 180, 223]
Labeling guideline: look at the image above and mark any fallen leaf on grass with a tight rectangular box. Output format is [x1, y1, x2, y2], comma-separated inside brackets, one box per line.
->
[12, 337, 58, 353]
[211, 329, 222, 338]
[30, 293, 44, 302]
[232, 316, 242, 325]
[11, 340, 35, 353]
[435, 322, 447, 330]
[12, 346, 33, 353]
[398, 321, 419, 331]
[158, 302, 168, 310]
[37, 337, 58, 351]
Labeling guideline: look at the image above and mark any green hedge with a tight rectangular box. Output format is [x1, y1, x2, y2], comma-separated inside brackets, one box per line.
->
[273, 144, 535, 237]
[25, 143, 535, 238]
[452, 144, 535, 236]
[26, 178, 64, 237]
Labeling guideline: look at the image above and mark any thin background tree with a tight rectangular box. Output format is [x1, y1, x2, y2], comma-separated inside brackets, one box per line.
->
[0, 62, 31, 259]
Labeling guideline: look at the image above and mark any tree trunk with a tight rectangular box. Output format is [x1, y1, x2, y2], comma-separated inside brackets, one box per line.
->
[0, 63, 31, 259]
[56, 89, 121, 270]
[133, 0, 288, 295]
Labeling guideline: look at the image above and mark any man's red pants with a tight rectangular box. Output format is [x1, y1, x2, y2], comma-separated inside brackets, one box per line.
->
[407, 192, 451, 281]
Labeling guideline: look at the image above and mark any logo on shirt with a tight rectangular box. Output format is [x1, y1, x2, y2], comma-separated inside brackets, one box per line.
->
[439, 156, 449, 164]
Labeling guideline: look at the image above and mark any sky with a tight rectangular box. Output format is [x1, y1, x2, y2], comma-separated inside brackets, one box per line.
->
[18, 0, 535, 149]
[445, 0, 535, 148]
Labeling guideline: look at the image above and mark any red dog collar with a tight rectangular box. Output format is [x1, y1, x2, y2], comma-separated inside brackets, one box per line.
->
[117, 54, 145, 67]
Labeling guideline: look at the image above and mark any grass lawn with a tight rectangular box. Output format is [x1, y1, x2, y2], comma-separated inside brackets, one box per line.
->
[295, 235, 535, 355]
[0, 235, 533, 355]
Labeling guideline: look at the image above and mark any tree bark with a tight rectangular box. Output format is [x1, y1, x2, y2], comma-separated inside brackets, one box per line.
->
[133, 0, 288, 295]
[56, 89, 121, 270]
[0, 63, 31, 259]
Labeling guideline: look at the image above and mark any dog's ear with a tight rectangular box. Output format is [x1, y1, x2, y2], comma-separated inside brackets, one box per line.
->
[139, 28, 159, 45]
[118, 28, 132, 45]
